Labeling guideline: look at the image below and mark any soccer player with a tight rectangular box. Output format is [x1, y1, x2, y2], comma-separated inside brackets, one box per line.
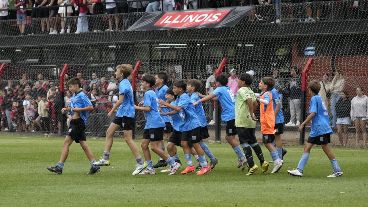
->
[94, 64, 145, 176]
[257, 77, 283, 173]
[187, 79, 218, 169]
[160, 80, 211, 176]
[153, 72, 172, 169]
[135, 75, 180, 175]
[194, 75, 247, 169]
[47, 78, 100, 175]
[271, 86, 287, 160]
[288, 80, 343, 178]
[236, 73, 269, 175]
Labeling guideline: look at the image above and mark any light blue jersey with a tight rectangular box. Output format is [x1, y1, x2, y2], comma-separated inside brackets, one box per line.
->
[213, 86, 235, 122]
[177, 93, 200, 132]
[156, 85, 171, 123]
[70, 90, 92, 124]
[190, 93, 207, 127]
[116, 79, 135, 118]
[309, 95, 333, 137]
[143, 90, 165, 129]
[271, 88, 284, 124]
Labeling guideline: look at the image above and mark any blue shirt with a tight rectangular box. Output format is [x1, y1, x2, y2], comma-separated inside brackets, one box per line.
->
[177, 93, 200, 132]
[169, 99, 184, 132]
[70, 90, 92, 124]
[271, 88, 284, 124]
[156, 85, 171, 123]
[190, 93, 207, 127]
[213, 86, 235, 121]
[116, 79, 135, 118]
[143, 90, 165, 129]
[309, 95, 333, 137]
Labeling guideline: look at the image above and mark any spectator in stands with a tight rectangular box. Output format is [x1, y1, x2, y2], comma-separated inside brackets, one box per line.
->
[48, 0, 59, 34]
[105, 0, 119, 32]
[64, 90, 72, 128]
[272, 68, 283, 90]
[15, 0, 27, 35]
[205, 67, 216, 125]
[91, 0, 104, 32]
[14, 89, 25, 131]
[38, 0, 50, 33]
[145, 0, 159, 12]
[227, 68, 238, 96]
[319, 73, 331, 112]
[38, 94, 50, 136]
[304, 0, 321, 22]
[0, 0, 8, 33]
[127, 0, 146, 13]
[54, 90, 63, 135]
[57, 0, 73, 34]
[285, 67, 302, 127]
[270, 0, 281, 24]
[89, 72, 100, 88]
[47, 81, 56, 98]
[23, 94, 36, 132]
[31, 81, 47, 99]
[336, 91, 351, 147]
[90, 88, 99, 106]
[100, 76, 108, 91]
[37, 73, 44, 82]
[19, 73, 30, 87]
[2, 89, 14, 131]
[330, 71, 345, 128]
[77, 72, 88, 90]
[351, 87, 368, 148]
[73, 0, 89, 33]
[47, 95, 57, 133]
[163, 0, 174, 11]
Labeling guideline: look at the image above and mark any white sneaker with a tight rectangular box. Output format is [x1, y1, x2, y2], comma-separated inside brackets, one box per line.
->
[132, 163, 146, 175]
[168, 162, 181, 175]
[4, 128, 9, 131]
[271, 160, 283, 173]
[139, 168, 155, 175]
[285, 122, 295, 127]
[94, 159, 111, 166]
[296, 121, 301, 126]
[288, 169, 303, 177]
[327, 171, 343, 178]
[66, 28, 71, 33]
[271, 19, 281, 24]
[50, 30, 57, 35]
[60, 29, 65, 34]
[75, 31, 80, 34]
[208, 120, 215, 125]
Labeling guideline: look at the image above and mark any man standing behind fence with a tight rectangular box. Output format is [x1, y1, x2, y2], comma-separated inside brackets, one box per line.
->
[205, 67, 216, 125]
[285, 68, 301, 127]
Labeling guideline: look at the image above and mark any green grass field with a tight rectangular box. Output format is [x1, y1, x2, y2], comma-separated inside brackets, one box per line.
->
[1, 134, 368, 207]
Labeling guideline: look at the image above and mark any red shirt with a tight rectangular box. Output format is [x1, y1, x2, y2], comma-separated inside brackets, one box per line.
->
[73, 0, 88, 13]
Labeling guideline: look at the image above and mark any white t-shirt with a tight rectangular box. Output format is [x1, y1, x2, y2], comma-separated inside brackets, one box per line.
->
[106, 0, 116, 10]
[0, 0, 8, 16]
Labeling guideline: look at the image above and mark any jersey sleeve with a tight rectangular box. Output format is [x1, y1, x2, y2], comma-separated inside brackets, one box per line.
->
[143, 91, 152, 108]
[213, 87, 221, 98]
[309, 96, 318, 114]
[177, 95, 189, 108]
[82, 94, 93, 107]
[119, 81, 127, 95]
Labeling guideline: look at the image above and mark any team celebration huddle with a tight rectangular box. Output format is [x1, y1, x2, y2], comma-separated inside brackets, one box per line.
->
[47, 63, 343, 178]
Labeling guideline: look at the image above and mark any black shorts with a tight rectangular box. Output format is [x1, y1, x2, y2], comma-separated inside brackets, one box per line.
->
[49, 8, 58, 17]
[226, 119, 237, 136]
[112, 116, 135, 130]
[237, 127, 257, 145]
[308, 133, 331, 145]
[262, 134, 275, 144]
[143, 127, 164, 142]
[275, 123, 284, 135]
[164, 122, 173, 134]
[169, 130, 182, 146]
[182, 127, 201, 144]
[68, 118, 86, 143]
[39, 7, 49, 18]
[200, 126, 210, 140]
[106, 8, 117, 14]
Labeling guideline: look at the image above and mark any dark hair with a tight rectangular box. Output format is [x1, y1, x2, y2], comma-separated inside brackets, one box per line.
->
[67, 77, 81, 88]
[166, 88, 175, 96]
[142, 75, 156, 87]
[261, 77, 275, 91]
[174, 80, 187, 91]
[117, 64, 133, 79]
[239, 73, 253, 86]
[308, 80, 321, 94]
[187, 79, 202, 92]
[157, 72, 168, 85]
[216, 74, 228, 86]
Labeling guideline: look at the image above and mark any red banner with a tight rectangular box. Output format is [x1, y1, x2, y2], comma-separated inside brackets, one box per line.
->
[154, 9, 231, 29]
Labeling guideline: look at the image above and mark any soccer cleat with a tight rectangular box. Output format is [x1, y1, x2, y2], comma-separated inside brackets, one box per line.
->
[139, 168, 155, 175]
[288, 169, 303, 177]
[132, 163, 146, 176]
[271, 160, 283, 174]
[246, 164, 259, 176]
[210, 158, 218, 169]
[261, 161, 270, 173]
[327, 171, 343, 178]
[168, 162, 181, 175]
[94, 159, 110, 166]
[47, 165, 63, 174]
[197, 166, 211, 176]
[181, 166, 196, 175]
[237, 158, 247, 170]
[153, 160, 167, 168]
[88, 165, 100, 175]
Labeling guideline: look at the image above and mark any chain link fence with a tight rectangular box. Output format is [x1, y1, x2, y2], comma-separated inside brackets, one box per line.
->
[0, 1, 368, 147]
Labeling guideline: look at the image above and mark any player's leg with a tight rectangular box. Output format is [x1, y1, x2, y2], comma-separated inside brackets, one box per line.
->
[123, 129, 145, 175]
[263, 135, 283, 173]
[154, 122, 172, 168]
[140, 137, 155, 175]
[288, 141, 314, 177]
[320, 135, 343, 177]
[181, 132, 196, 175]
[95, 122, 120, 166]
[47, 136, 73, 174]
[79, 140, 100, 174]
[199, 126, 217, 169]
[226, 120, 246, 168]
